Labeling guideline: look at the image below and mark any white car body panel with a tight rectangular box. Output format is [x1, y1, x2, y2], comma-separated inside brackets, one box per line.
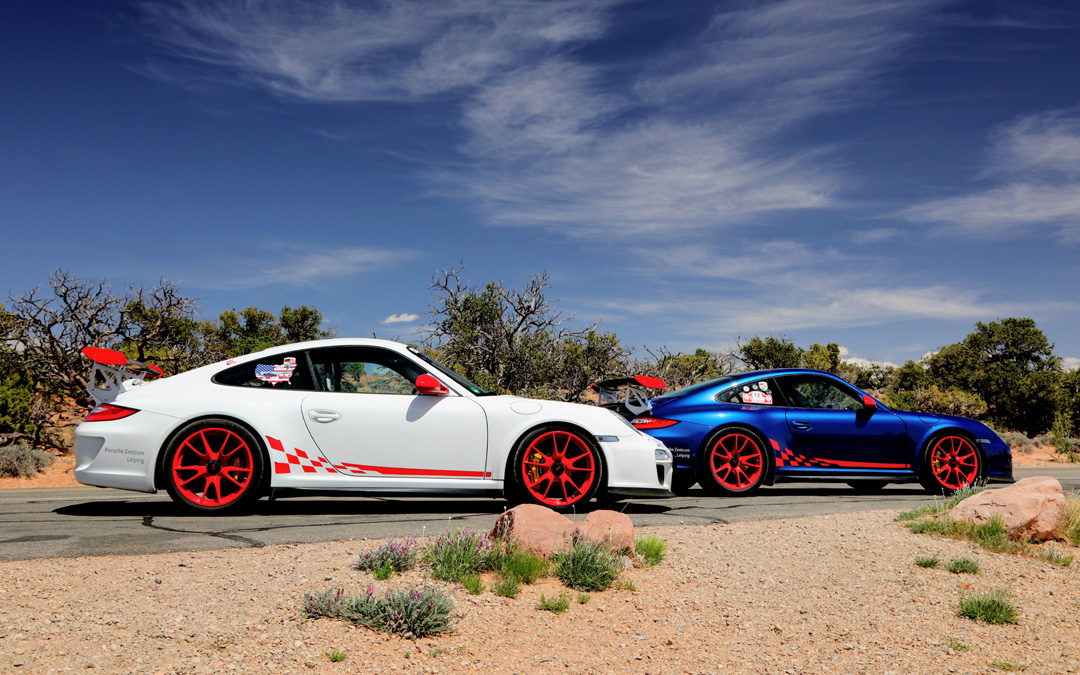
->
[74, 338, 673, 505]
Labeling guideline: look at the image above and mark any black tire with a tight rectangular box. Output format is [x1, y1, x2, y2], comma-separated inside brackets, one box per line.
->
[918, 430, 984, 496]
[671, 469, 697, 496]
[506, 426, 603, 511]
[161, 419, 266, 514]
[846, 481, 888, 493]
[699, 426, 769, 497]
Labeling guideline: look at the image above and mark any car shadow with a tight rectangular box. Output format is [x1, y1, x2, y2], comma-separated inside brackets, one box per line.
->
[53, 495, 673, 519]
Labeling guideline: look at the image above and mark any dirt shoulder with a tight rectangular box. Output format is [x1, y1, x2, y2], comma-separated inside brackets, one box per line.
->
[2, 508, 1078, 675]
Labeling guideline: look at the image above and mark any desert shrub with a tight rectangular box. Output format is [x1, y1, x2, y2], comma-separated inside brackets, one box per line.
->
[354, 538, 420, 575]
[914, 555, 940, 568]
[325, 649, 347, 662]
[1038, 544, 1073, 567]
[999, 431, 1035, 453]
[956, 587, 1018, 624]
[554, 539, 622, 592]
[461, 574, 484, 595]
[304, 585, 456, 637]
[1050, 413, 1079, 462]
[0, 444, 55, 478]
[634, 534, 668, 566]
[426, 528, 507, 582]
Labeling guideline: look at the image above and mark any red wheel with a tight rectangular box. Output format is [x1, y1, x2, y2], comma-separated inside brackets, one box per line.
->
[701, 427, 766, 496]
[162, 420, 264, 513]
[921, 433, 981, 495]
[510, 428, 602, 509]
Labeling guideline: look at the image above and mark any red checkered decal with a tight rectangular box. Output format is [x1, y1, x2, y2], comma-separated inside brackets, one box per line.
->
[266, 436, 337, 475]
[769, 437, 909, 470]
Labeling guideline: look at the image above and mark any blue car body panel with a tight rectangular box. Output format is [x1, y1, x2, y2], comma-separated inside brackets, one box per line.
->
[639, 369, 1012, 487]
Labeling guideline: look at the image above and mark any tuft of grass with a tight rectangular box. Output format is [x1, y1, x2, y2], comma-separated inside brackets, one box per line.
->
[915, 554, 940, 569]
[355, 538, 420, 575]
[942, 637, 971, 652]
[946, 557, 980, 575]
[957, 587, 1019, 625]
[554, 539, 622, 592]
[536, 593, 571, 614]
[0, 444, 55, 478]
[492, 575, 521, 599]
[1038, 543, 1074, 567]
[461, 574, 485, 595]
[987, 661, 1029, 672]
[303, 587, 346, 619]
[1061, 492, 1080, 547]
[501, 549, 550, 584]
[612, 579, 638, 591]
[897, 486, 986, 522]
[325, 649, 347, 663]
[577, 592, 590, 604]
[634, 534, 668, 567]
[426, 528, 508, 582]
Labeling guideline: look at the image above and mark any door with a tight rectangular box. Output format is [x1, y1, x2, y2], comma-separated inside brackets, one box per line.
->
[776, 374, 909, 471]
[301, 346, 489, 478]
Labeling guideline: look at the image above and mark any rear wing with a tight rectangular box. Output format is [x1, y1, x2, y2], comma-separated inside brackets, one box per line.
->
[82, 346, 163, 405]
[590, 375, 666, 417]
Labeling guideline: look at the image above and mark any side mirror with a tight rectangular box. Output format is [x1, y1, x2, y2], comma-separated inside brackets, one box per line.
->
[415, 374, 450, 396]
[862, 394, 877, 409]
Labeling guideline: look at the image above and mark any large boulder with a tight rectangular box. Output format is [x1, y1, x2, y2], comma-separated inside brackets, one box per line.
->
[490, 504, 574, 557]
[950, 476, 1065, 541]
[572, 510, 634, 552]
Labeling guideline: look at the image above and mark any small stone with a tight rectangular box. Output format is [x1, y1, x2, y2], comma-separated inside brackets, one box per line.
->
[155, 578, 162, 584]
[304, 660, 316, 669]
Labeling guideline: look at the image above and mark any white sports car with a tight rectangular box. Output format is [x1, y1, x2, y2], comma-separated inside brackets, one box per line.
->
[74, 339, 673, 513]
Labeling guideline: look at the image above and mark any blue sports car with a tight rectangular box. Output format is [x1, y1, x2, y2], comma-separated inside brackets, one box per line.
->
[598, 369, 1012, 496]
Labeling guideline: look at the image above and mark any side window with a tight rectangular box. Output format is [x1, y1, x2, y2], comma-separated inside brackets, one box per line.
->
[308, 347, 426, 395]
[213, 352, 315, 390]
[717, 378, 781, 406]
[779, 375, 863, 410]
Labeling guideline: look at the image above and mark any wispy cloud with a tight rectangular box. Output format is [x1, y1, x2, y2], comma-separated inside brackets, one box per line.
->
[900, 109, 1080, 242]
[183, 245, 420, 289]
[139, 0, 950, 238]
[382, 312, 419, 325]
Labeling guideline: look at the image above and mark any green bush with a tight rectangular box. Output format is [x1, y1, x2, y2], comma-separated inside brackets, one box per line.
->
[956, 587, 1018, 625]
[0, 444, 55, 478]
[492, 575, 521, 598]
[501, 549, 550, 584]
[303, 585, 457, 637]
[945, 557, 980, 575]
[634, 534, 668, 566]
[461, 574, 485, 595]
[914, 555, 940, 568]
[554, 539, 622, 592]
[537, 593, 571, 614]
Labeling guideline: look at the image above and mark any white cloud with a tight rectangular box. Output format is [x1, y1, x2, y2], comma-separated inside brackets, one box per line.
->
[843, 355, 899, 369]
[851, 228, 899, 245]
[383, 313, 420, 325]
[901, 109, 1080, 242]
[184, 246, 420, 289]
[1063, 356, 1080, 372]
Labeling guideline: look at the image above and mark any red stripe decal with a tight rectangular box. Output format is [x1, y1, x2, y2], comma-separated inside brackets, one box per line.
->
[338, 462, 490, 478]
[815, 459, 910, 469]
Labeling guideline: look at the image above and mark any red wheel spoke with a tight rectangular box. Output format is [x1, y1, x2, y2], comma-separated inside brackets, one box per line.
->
[171, 427, 255, 509]
[564, 453, 593, 470]
[222, 469, 251, 489]
[176, 467, 207, 487]
[180, 439, 208, 459]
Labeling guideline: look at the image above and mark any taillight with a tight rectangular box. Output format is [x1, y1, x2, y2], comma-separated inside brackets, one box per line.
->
[631, 417, 679, 430]
[84, 404, 139, 422]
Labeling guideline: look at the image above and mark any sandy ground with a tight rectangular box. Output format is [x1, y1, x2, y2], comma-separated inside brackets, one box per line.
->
[1, 509, 1078, 675]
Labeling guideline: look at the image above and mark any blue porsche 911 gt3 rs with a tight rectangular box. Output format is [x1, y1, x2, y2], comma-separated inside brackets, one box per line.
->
[607, 369, 1012, 497]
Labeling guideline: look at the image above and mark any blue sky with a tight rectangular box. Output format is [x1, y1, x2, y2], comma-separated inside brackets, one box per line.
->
[2, 0, 1079, 369]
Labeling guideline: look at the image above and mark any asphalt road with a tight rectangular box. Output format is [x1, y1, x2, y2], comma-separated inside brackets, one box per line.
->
[1, 466, 1077, 562]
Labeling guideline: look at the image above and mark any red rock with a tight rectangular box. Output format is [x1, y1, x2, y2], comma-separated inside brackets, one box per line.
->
[950, 476, 1065, 541]
[489, 504, 574, 557]
[572, 510, 634, 552]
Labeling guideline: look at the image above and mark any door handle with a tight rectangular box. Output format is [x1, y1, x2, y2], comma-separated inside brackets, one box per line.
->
[791, 421, 813, 431]
[308, 409, 341, 423]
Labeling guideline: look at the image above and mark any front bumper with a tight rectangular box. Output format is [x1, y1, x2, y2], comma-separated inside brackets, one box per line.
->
[599, 434, 674, 498]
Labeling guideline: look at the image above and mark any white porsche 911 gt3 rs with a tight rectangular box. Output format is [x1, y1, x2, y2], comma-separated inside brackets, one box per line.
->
[74, 339, 673, 513]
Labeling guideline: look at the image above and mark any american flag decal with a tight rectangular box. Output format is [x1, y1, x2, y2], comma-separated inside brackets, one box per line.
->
[255, 357, 297, 386]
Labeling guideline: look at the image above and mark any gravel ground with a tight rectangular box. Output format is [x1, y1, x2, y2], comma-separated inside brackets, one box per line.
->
[2, 508, 1078, 675]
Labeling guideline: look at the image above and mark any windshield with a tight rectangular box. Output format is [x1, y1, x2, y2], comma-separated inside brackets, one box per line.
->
[653, 375, 737, 402]
[410, 348, 492, 396]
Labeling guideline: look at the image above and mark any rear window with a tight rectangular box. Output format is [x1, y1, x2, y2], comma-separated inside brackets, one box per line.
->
[212, 352, 315, 390]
